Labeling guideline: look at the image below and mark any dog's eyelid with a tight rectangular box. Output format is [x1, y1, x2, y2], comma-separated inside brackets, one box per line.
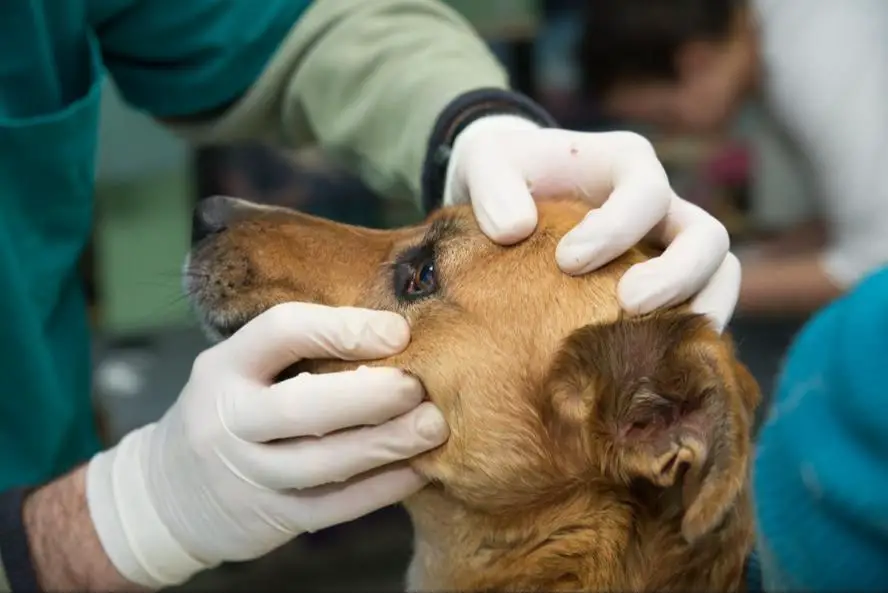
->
[392, 232, 439, 264]
[390, 214, 462, 267]
[390, 242, 440, 302]
[425, 215, 461, 244]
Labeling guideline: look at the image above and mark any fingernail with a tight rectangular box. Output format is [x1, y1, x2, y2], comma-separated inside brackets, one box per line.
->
[370, 313, 411, 350]
[415, 405, 449, 444]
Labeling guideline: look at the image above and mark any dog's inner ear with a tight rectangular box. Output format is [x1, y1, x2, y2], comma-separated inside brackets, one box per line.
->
[544, 313, 752, 544]
[617, 387, 709, 489]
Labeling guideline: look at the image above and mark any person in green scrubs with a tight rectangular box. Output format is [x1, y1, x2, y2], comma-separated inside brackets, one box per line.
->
[1, 0, 316, 491]
[0, 1, 740, 591]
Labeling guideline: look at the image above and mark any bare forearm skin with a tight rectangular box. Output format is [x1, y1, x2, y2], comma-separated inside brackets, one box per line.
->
[23, 465, 142, 592]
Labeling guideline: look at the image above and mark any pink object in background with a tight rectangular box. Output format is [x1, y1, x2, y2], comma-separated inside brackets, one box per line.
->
[704, 142, 750, 186]
[685, 141, 751, 212]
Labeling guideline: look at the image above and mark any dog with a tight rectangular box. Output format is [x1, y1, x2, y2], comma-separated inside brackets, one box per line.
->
[184, 195, 760, 592]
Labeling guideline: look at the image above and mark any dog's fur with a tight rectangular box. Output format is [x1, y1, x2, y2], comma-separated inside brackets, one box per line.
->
[185, 196, 759, 592]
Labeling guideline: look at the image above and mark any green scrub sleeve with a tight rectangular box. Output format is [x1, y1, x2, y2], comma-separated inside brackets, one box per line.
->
[164, 0, 521, 205]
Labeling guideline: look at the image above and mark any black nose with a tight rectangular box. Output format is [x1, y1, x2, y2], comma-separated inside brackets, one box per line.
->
[192, 195, 236, 245]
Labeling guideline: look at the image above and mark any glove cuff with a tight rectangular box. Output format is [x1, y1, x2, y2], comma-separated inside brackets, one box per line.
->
[420, 88, 558, 213]
[86, 424, 213, 589]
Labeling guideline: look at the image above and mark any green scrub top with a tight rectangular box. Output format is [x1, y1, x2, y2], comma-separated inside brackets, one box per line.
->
[0, 0, 309, 490]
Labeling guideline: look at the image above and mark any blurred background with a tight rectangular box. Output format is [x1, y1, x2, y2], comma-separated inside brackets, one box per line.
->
[86, 1, 812, 590]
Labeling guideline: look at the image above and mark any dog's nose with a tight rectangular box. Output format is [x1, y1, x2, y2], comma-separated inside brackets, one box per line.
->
[192, 195, 237, 245]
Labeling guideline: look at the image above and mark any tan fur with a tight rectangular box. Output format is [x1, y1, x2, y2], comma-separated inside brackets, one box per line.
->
[186, 198, 760, 592]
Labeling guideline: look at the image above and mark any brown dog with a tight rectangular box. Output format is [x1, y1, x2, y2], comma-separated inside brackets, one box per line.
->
[185, 196, 759, 592]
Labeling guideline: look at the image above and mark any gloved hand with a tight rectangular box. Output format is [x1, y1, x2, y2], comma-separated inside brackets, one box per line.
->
[445, 116, 741, 332]
[86, 303, 449, 589]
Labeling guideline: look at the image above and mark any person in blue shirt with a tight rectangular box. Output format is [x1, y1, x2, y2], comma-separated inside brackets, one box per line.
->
[753, 265, 888, 591]
[0, 0, 739, 591]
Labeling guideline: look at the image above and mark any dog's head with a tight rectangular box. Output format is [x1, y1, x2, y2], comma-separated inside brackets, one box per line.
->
[185, 196, 758, 544]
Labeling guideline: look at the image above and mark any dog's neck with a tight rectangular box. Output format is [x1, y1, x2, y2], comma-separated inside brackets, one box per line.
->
[404, 486, 632, 592]
[403, 483, 754, 592]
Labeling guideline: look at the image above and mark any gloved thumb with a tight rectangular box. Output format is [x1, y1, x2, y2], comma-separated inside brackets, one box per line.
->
[443, 115, 542, 245]
[465, 157, 538, 245]
[216, 303, 410, 380]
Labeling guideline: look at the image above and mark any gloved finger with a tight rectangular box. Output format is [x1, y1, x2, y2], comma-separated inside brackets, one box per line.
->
[512, 130, 668, 202]
[550, 134, 672, 274]
[225, 366, 424, 443]
[295, 462, 428, 534]
[555, 179, 672, 275]
[617, 197, 731, 315]
[232, 402, 448, 491]
[687, 252, 741, 333]
[213, 303, 410, 380]
[463, 151, 538, 245]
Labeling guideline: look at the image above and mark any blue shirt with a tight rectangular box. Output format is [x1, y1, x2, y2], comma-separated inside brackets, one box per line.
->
[0, 0, 309, 490]
[754, 265, 888, 591]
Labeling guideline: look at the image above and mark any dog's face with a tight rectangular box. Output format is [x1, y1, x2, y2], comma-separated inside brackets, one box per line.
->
[186, 196, 758, 542]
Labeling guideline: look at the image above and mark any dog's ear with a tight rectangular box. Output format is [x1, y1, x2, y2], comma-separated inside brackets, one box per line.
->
[542, 313, 759, 544]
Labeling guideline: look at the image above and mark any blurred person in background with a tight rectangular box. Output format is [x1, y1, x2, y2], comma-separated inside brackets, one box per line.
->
[579, 0, 888, 317]
[0, 0, 739, 591]
[580, 0, 888, 589]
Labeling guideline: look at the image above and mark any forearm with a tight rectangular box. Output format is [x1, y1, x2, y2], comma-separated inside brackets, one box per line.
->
[0, 466, 138, 592]
[167, 0, 533, 203]
[736, 253, 844, 316]
[27, 466, 139, 592]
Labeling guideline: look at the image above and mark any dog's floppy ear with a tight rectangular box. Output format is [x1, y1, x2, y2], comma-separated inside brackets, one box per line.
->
[543, 313, 759, 544]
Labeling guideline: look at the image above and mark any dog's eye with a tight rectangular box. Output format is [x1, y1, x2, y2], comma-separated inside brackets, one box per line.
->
[398, 259, 438, 300]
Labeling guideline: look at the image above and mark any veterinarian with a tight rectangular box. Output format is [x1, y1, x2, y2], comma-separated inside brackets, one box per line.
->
[580, 0, 888, 317]
[0, 0, 740, 591]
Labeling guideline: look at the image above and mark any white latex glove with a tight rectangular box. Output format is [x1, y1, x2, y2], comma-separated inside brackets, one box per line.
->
[445, 115, 741, 332]
[86, 303, 449, 589]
